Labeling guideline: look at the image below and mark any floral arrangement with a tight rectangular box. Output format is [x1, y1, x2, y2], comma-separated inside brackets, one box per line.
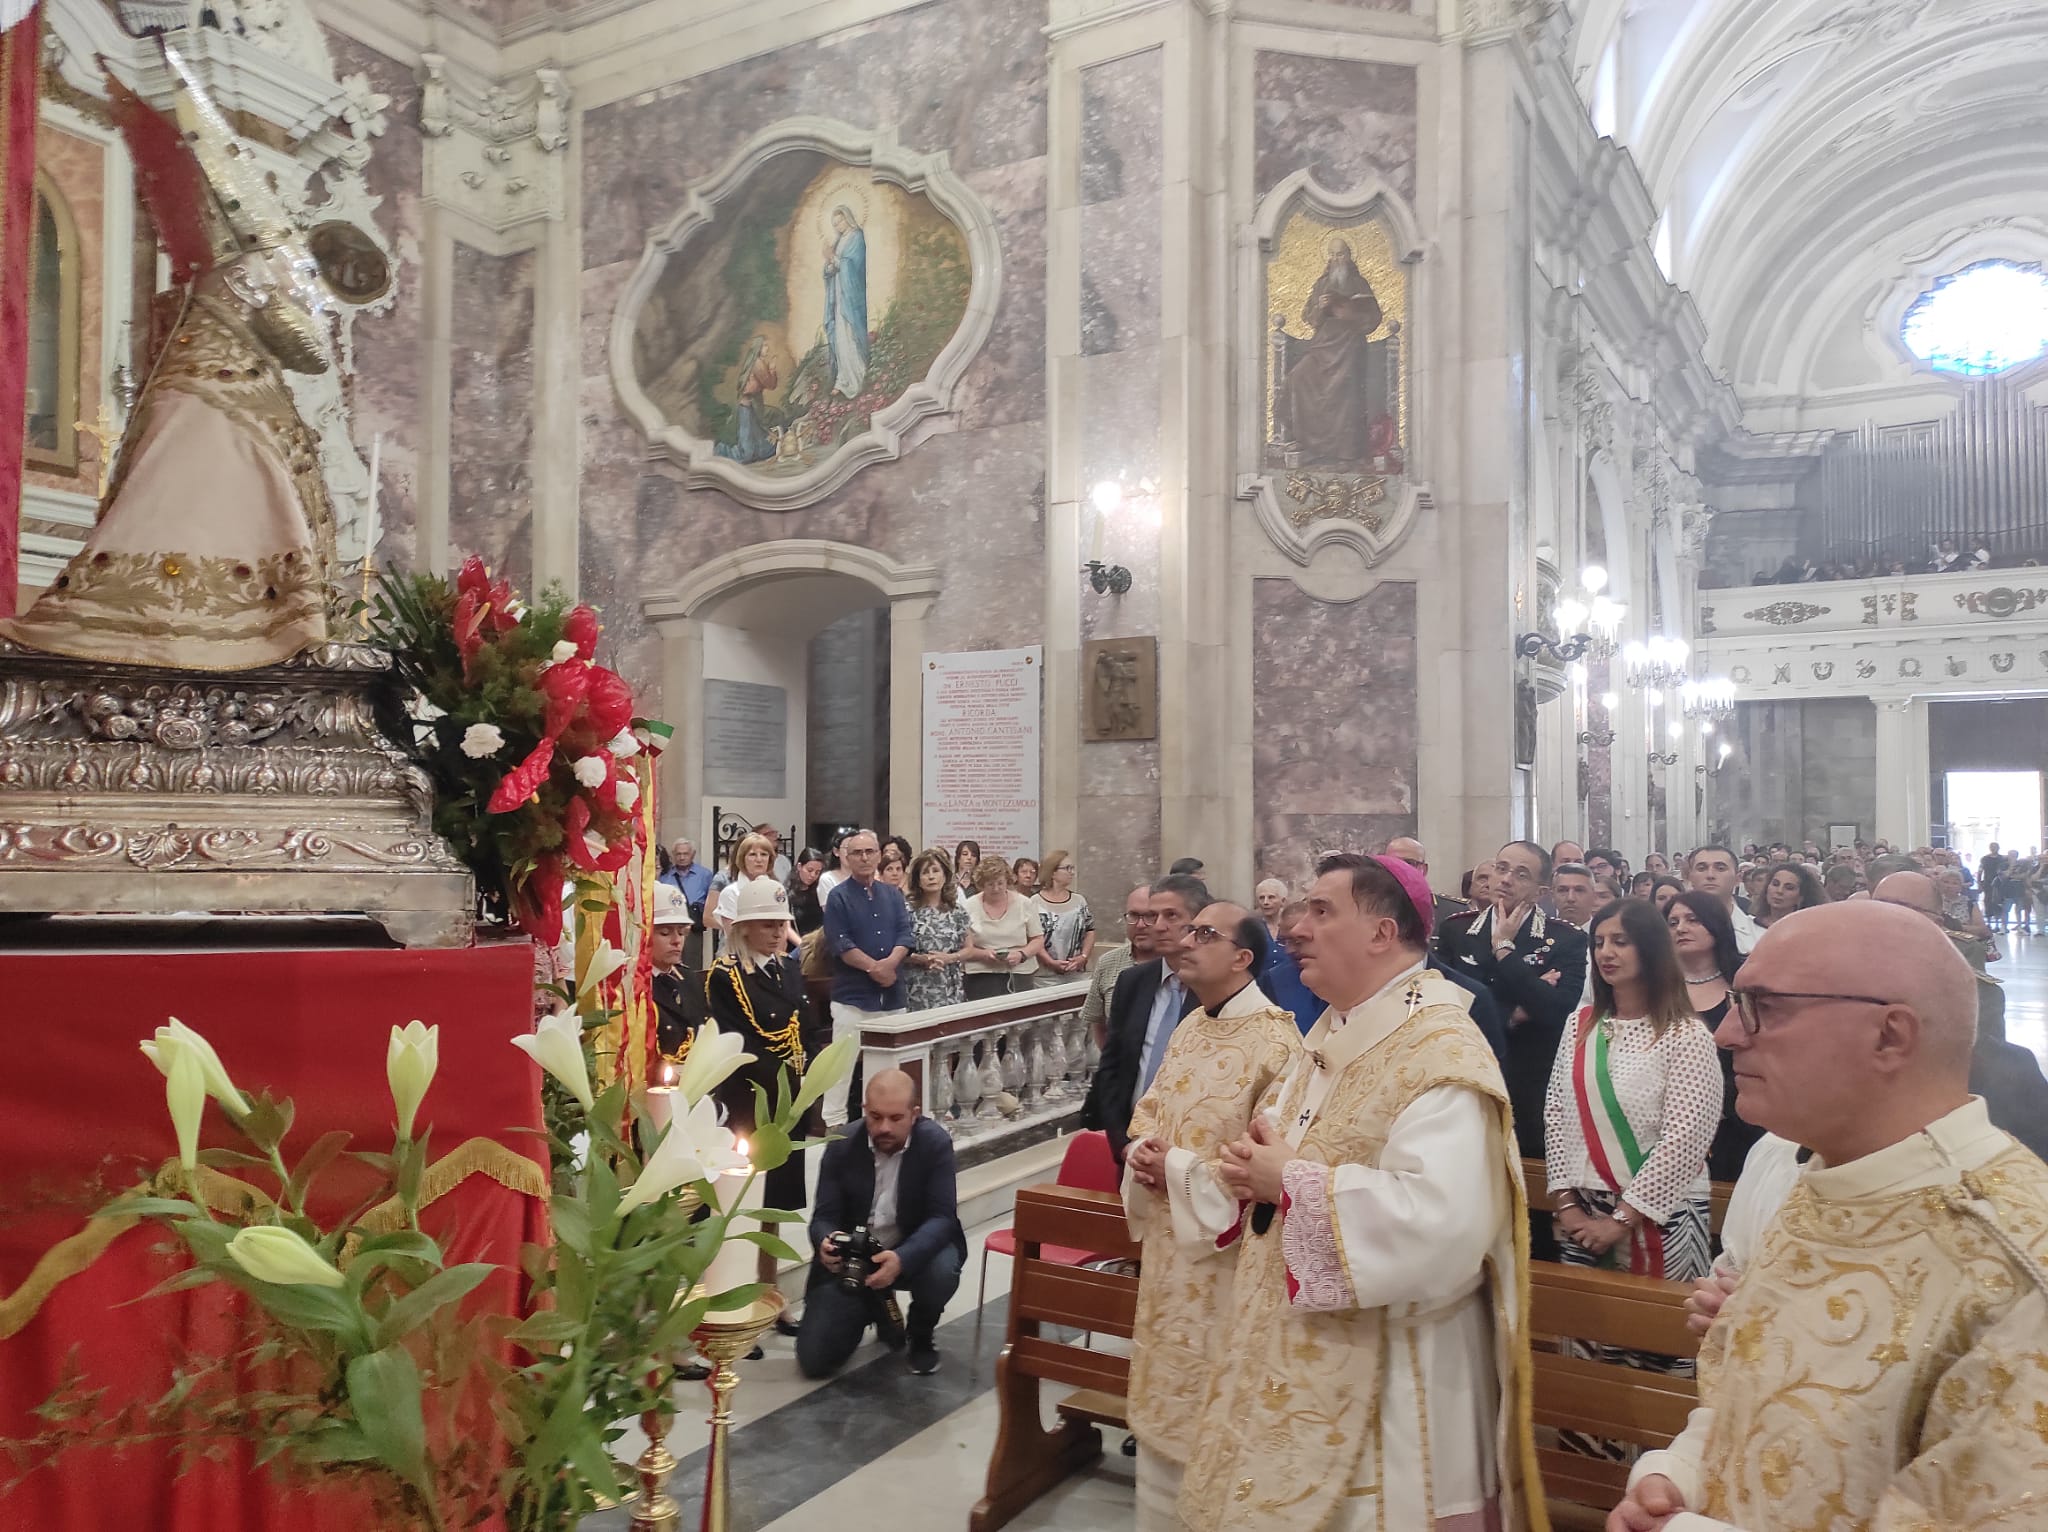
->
[365, 558, 653, 945]
[9, 1012, 857, 1532]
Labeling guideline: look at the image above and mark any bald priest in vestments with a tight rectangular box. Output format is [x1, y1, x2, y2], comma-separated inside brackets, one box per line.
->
[1615, 899, 2048, 1532]
[1120, 901, 1303, 1528]
[1175, 853, 1544, 1532]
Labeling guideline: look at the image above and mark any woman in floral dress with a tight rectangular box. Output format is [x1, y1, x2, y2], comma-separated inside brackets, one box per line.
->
[905, 849, 982, 1011]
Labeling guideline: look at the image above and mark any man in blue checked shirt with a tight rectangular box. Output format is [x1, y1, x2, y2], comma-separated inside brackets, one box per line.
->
[822, 827, 913, 1130]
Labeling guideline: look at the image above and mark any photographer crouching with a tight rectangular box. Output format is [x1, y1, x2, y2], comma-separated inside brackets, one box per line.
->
[797, 1068, 965, 1378]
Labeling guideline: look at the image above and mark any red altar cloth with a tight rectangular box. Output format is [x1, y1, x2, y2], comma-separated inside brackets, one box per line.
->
[0, 941, 548, 1530]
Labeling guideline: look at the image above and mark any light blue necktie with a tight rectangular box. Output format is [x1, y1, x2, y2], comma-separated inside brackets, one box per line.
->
[1138, 978, 1184, 1097]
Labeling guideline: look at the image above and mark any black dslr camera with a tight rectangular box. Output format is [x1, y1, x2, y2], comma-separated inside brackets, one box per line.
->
[828, 1225, 881, 1293]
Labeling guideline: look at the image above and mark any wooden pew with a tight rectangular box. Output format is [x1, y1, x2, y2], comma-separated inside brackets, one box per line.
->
[970, 1184, 1141, 1532]
[1522, 1157, 1735, 1239]
[1528, 1261, 1701, 1531]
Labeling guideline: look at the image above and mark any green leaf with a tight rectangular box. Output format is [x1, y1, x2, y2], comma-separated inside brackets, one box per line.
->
[748, 1123, 792, 1172]
[228, 1273, 372, 1350]
[705, 1281, 766, 1312]
[648, 1293, 711, 1354]
[101, 1194, 205, 1221]
[733, 1230, 802, 1263]
[753, 1207, 809, 1224]
[240, 1091, 296, 1155]
[294, 1422, 380, 1465]
[126, 1265, 220, 1305]
[346, 1346, 430, 1492]
[286, 1130, 354, 1210]
[371, 1262, 495, 1351]
[504, 1311, 588, 1349]
[549, 1193, 591, 1255]
[196, 1147, 275, 1172]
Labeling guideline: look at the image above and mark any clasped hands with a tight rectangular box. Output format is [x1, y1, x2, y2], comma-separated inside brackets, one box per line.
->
[1219, 1114, 1291, 1205]
[1606, 1473, 1686, 1530]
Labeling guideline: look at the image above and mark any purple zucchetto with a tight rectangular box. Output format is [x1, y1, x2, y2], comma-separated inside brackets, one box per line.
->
[1369, 853, 1436, 940]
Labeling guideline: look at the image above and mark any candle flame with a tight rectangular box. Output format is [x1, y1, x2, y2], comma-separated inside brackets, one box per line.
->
[656, 1060, 676, 1087]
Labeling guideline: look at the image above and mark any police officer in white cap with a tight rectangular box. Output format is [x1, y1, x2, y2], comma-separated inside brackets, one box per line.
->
[651, 882, 708, 1060]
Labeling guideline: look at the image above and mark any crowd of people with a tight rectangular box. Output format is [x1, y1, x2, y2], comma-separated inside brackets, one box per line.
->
[1725, 536, 2045, 586]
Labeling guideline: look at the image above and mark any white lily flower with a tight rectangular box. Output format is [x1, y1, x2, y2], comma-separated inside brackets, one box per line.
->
[163, 1043, 206, 1172]
[606, 729, 641, 758]
[616, 1094, 749, 1216]
[578, 940, 627, 997]
[510, 1012, 593, 1113]
[385, 1021, 439, 1141]
[572, 754, 608, 789]
[226, 1226, 346, 1289]
[460, 722, 505, 758]
[614, 779, 640, 814]
[672, 1015, 752, 1107]
[790, 1032, 861, 1122]
[140, 1018, 250, 1119]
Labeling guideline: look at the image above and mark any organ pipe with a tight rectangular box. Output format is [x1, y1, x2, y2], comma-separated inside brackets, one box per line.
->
[1808, 377, 2048, 562]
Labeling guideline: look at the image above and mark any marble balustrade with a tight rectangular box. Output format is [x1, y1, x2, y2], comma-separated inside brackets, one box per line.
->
[854, 981, 1098, 1160]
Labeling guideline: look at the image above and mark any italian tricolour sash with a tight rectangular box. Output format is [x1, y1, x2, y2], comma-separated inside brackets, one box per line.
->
[1569, 1005, 1664, 1275]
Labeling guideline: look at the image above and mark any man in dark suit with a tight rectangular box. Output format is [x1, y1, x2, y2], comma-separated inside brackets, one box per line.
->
[1433, 840, 1588, 1161]
[797, 1069, 965, 1378]
[1080, 872, 1209, 1159]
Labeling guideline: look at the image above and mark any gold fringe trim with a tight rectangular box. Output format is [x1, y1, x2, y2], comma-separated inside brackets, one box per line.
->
[0, 1138, 546, 1342]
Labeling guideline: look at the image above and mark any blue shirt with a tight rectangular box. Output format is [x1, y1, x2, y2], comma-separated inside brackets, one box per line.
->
[1260, 945, 1324, 1035]
[660, 861, 713, 908]
[824, 875, 914, 1011]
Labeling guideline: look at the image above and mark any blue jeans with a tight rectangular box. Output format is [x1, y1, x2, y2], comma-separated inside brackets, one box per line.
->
[795, 1244, 964, 1379]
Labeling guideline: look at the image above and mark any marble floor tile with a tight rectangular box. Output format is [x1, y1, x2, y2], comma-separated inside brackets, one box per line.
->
[1990, 929, 2048, 1068]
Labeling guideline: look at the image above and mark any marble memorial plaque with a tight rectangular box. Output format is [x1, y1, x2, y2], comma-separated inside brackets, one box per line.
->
[703, 678, 788, 797]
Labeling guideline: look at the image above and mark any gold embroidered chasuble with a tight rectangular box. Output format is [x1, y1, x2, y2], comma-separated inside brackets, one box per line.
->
[1634, 1098, 2048, 1532]
[1175, 967, 1545, 1532]
[1122, 981, 1303, 1463]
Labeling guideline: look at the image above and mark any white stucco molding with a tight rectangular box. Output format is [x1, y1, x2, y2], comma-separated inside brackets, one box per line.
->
[609, 117, 1004, 513]
[1235, 170, 1433, 569]
[641, 539, 943, 629]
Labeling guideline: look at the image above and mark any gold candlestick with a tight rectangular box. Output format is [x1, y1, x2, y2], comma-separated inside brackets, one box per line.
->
[684, 1288, 787, 1532]
[628, 1391, 681, 1532]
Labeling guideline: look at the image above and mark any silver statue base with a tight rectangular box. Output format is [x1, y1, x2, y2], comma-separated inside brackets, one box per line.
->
[0, 638, 474, 947]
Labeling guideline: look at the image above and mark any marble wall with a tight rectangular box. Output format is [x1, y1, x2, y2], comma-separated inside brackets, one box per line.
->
[446, 243, 537, 587]
[1720, 698, 1877, 849]
[1074, 46, 1164, 904]
[1251, 53, 1418, 203]
[327, 30, 426, 571]
[578, 1, 1049, 713]
[1252, 578, 1419, 887]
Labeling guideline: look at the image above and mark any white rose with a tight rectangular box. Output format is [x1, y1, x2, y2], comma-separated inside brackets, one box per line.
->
[606, 729, 641, 758]
[572, 755, 608, 789]
[460, 723, 505, 758]
[614, 779, 640, 813]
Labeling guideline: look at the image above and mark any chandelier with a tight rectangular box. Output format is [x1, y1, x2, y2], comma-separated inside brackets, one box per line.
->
[1622, 634, 1688, 691]
[1678, 675, 1736, 722]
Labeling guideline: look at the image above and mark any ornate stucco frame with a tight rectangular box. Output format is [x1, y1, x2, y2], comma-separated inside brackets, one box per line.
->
[609, 117, 1004, 512]
[1236, 170, 1432, 567]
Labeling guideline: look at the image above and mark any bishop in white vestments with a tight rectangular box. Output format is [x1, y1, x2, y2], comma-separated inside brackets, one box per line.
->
[1121, 902, 1303, 1529]
[1174, 854, 1542, 1532]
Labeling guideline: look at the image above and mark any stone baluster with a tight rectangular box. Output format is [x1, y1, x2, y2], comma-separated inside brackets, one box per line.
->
[1041, 1016, 1068, 1102]
[953, 1042, 985, 1135]
[999, 1023, 1027, 1114]
[1020, 1021, 1047, 1109]
[932, 1044, 956, 1126]
[1064, 1014, 1090, 1096]
[976, 1036, 1005, 1121]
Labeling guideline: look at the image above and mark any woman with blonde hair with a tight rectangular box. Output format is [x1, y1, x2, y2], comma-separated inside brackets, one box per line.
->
[712, 833, 780, 955]
[1031, 848, 1095, 987]
[961, 856, 1046, 1001]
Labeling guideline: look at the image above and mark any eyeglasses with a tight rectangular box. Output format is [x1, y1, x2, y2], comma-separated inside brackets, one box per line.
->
[1728, 988, 1898, 1036]
[1186, 924, 1233, 946]
[1125, 909, 1158, 924]
[847, 846, 880, 859]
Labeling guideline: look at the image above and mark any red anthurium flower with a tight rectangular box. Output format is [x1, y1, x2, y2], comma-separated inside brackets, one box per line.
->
[456, 555, 490, 599]
[562, 793, 634, 874]
[582, 666, 635, 740]
[487, 739, 555, 814]
[540, 661, 591, 741]
[485, 575, 518, 633]
[508, 853, 564, 947]
[563, 604, 600, 660]
[453, 587, 490, 678]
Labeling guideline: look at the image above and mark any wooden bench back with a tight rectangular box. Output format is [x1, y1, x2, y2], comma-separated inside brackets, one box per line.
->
[1527, 1259, 1701, 1525]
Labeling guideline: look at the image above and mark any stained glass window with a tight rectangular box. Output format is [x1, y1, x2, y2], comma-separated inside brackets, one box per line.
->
[1901, 260, 2048, 377]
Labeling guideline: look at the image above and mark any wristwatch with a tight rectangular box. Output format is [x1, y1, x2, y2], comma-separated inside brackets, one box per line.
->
[1611, 1202, 1638, 1229]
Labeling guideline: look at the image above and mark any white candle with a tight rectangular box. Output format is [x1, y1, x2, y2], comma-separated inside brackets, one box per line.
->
[643, 1085, 676, 1137]
[363, 433, 383, 565]
[702, 1142, 766, 1295]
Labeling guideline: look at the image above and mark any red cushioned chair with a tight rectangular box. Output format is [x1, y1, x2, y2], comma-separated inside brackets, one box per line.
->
[974, 1129, 1122, 1348]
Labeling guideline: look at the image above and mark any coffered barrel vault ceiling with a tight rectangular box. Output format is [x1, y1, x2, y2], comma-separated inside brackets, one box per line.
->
[1568, 0, 2048, 429]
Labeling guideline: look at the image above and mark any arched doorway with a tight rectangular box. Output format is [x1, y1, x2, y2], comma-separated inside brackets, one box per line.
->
[641, 540, 942, 865]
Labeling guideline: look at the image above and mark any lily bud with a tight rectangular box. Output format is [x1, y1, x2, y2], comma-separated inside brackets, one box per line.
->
[577, 940, 627, 998]
[140, 1018, 250, 1119]
[385, 1021, 439, 1141]
[672, 1015, 750, 1107]
[225, 1225, 347, 1289]
[617, 1095, 749, 1216]
[790, 1032, 860, 1122]
[510, 1011, 594, 1113]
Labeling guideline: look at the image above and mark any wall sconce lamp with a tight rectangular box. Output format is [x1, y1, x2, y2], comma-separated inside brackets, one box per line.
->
[1695, 742, 1734, 777]
[1525, 565, 1626, 665]
[1578, 727, 1616, 747]
[1516, 630, 1593, 663]
[1085, 559, 1133, 595]
[1648, 749, 1680, 767]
